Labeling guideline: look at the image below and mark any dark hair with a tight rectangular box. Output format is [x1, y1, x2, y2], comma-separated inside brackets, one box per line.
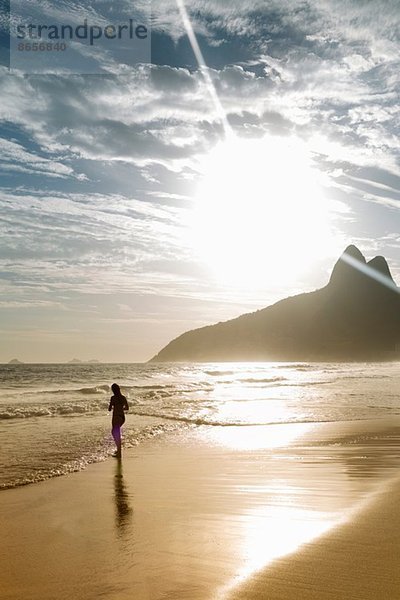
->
[111, 382, 122, 396]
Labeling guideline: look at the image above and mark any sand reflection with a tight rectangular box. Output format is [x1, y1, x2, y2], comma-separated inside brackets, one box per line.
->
[205, 422, 397, 598]
[236, 503, 335, 582]
[114, 460, 133, 539]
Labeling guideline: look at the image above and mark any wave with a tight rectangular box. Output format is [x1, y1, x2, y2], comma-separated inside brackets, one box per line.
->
[28, 385, 111, 396]
[1, 398, 348, 427]
[0, 400, 108, 420]
[276, 363, 314, 370]
[335, 375, 391, 380]
[78, 384, 110, 394]
[277, 380, 333, 387]
[238, 376, 286, 384]
[0, 377, 327, 420]
[127, 409, 351, 428]
[8, 381, 213, 399]
[205, 370, 235, 376]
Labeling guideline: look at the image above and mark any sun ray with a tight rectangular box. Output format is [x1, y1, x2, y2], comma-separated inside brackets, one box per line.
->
[341, 253, 399, 293]
[175, 0, 232, 139]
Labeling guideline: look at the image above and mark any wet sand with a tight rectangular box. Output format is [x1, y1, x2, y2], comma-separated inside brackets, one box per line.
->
[1, 419, 400, 600]
[230, 474, 400, 600]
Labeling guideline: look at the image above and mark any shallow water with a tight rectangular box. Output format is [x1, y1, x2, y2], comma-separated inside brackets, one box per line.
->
[1, 361, 399, 489]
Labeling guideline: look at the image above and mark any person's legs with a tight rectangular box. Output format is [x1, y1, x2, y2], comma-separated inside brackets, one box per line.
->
[111, 425, 122, 457]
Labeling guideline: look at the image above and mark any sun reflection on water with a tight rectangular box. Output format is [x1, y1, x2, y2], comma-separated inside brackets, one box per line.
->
[207, 422, 315, 451]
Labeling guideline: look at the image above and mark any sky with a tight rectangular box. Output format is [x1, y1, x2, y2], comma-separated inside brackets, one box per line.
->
[0, 0, 399, 363]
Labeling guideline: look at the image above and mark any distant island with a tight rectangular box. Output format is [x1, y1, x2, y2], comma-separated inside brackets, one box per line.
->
[150, 246, 400, 362]
[8, 358, 24, 364]
[67, 359, 100, 364]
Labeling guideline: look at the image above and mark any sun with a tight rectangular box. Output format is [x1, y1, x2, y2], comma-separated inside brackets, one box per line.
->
[191, 134, 341, 287]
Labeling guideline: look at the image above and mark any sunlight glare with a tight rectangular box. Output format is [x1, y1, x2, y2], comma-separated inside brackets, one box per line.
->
[231, 504, 337, 586]
[192, 135, 342, 287]
[208, 423, 314, 451]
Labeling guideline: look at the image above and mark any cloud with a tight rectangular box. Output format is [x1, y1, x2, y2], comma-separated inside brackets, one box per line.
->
[1, 0, 399, 179]
[0, 0, 399, 361]
[0, 137, 86, 178]
[2, 0, 400, 166]
[0, 187, 196, 294]
[1, 0, 399, 217]
[1, 181, 314, 319]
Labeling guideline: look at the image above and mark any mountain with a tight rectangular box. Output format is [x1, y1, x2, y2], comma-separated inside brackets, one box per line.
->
[150, 246, 400, 362]
[8, 358, 24, 364]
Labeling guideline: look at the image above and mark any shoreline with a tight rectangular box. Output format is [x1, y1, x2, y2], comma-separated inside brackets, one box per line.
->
[229, 472, 400, 599]
[2, 418, 400, 599]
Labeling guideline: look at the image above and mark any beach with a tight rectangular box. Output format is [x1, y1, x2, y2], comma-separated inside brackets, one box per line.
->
[2, 416, 400, 600]
[230, 469, 400, 600]
[2, 1, 400, 598]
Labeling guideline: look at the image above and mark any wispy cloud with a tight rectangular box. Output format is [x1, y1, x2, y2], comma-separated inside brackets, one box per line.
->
[0, 138, 86, 178]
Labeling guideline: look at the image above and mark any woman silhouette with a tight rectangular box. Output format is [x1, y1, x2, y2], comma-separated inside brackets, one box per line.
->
[108, 383, 129, 458]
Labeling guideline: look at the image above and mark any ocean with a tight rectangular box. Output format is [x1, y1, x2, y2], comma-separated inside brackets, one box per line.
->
[1, 361, 400, 490]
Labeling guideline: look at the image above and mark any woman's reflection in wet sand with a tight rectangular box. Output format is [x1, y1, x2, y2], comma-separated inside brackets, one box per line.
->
[114, 459, 133, 539]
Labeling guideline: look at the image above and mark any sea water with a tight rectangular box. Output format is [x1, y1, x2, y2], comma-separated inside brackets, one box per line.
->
[1, 361, 399, 489]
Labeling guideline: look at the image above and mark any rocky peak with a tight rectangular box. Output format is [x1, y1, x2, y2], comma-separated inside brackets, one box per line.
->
[367, 256, 395, 283]
[328, 245, 366, 288]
